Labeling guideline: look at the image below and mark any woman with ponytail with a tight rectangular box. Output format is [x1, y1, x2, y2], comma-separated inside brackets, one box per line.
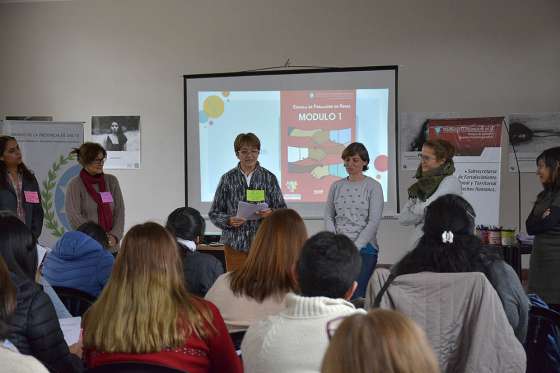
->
[399, 139, 462, 247]
[65, 142, 125, 250]
[390, 194, 528, 342]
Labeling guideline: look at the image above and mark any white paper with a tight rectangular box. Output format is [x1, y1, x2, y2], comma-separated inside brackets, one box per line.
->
[59, 317, 81, 346]
[236, 201, 268, 220]
[36, 244, 50, 269]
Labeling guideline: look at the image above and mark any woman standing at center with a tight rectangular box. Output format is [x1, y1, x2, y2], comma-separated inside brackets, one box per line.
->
[65, 142, 125, 251]
[399, 139, 462, 247]
[325, 142, 384, 298]
[209, 133, 286, 270]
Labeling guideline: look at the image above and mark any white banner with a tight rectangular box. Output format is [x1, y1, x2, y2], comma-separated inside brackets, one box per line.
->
[399, 114, 503, 226]
[0, 121, 84, 247]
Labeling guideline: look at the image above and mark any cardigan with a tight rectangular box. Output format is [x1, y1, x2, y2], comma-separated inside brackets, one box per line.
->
[85, 300, 242, 373]
[65, 173, 125, 240]
[241, 293, 364, 373]
[209, 163, 286, 252]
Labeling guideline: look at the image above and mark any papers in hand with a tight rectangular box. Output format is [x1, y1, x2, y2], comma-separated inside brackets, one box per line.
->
[236, 201, 269, 220]
[59, 317, 81, 346]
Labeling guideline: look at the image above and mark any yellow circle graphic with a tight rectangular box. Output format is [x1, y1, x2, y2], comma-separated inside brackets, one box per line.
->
[203, 95, 225, 118]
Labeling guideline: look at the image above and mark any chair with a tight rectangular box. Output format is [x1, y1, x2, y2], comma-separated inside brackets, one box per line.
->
[526, 301, 560, 373]
[52, 286, 96, 317]
[86, 362, 186, 373]
[229, 330, 246, 351]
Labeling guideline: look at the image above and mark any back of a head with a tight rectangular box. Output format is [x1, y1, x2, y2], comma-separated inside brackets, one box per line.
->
[77, 221, 109, 248]
[297, 231, 361, 299]
[165, 207, 205, 242]
[0, 256, 17, 340]
[321, 309, 440, 373]
[230, 208, 307, 302]
[84, 222, 214, 353]
[395, 194, 482, 276]
[0, 212, 37, 280]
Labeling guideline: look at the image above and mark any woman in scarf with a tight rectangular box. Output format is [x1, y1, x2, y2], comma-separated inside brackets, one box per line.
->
[65, 142, 125, 250]
[399, 139, 462, 246]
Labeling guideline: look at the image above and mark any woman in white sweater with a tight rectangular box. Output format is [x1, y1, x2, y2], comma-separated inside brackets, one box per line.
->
[399, 139, 462, 246]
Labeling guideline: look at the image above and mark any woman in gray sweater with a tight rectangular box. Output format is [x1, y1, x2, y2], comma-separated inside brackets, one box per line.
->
[325, 142, 384, 298]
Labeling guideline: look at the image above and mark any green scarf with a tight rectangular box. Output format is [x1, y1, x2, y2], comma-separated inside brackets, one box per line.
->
[408, 160, 455, 201]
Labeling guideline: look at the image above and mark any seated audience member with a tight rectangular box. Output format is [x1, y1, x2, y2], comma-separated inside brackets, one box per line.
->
[0, 213, 83, 372]
[42, 223, 115, 298]
[83, 222, 242, 373]
[205, 208, 307, 332]
[166, 207, 224, 297]
[368, 194, 528, 342]
[0, 256, 49, 373]
[76, 221, 110, 248]
[242, 231, 365, 373]
[321, 309, 440, 373]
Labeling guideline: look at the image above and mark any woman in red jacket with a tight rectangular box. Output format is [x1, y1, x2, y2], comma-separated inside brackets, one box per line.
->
[83, 222, 242, 373]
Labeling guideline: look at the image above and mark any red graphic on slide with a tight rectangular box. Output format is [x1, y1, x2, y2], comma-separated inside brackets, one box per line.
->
[427, 117, 503, 156]
[281, 90, 356, 202]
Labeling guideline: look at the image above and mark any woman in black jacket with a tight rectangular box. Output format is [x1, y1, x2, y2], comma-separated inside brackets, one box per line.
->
[0, 136, 44, 239]
[0, 213, 83, 373]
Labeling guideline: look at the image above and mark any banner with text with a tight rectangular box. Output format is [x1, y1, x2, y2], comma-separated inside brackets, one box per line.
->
[0, 121, 84, 247]
[427, 117, 503, 226]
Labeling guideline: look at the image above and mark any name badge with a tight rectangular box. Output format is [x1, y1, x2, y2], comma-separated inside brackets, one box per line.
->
[100, 192, 114, 204]
[247, 189, 265, 202]
[24, 191, 40, 204]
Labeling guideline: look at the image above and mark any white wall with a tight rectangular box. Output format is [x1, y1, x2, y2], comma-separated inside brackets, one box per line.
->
[1, 0, 559, 264]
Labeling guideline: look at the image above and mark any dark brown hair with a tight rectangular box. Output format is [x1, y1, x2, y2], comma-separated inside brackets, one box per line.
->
[423, 139, 455, 161]
[71, 142, 107, 167]
[229, 209, 307, 302]
[341, 142, 370, 171]
[234, 133, 260, 153]
[536, 146, 560, 192]
[0, 135, 35, 188]
[0, 256, 17, 340]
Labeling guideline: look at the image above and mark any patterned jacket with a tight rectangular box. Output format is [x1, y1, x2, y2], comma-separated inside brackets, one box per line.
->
[209, 163, 286, 252]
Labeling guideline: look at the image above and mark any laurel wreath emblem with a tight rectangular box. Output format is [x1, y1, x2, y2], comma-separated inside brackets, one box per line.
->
[41, 154, 76, 238]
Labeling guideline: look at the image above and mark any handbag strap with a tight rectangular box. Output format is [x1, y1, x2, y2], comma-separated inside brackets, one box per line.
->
[373, 272, 398, 308]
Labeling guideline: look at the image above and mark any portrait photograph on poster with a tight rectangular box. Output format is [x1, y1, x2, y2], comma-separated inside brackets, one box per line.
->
[91, 115, 141, 169]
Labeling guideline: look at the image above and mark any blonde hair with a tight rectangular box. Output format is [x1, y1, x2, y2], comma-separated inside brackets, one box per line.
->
[321, 309, 440, 373]
[229, 208, 307, 302]
[83, 222, 215, 353]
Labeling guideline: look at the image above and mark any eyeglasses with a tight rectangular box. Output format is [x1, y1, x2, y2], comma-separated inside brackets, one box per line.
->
[92, 157, 106, 164]
[326, 315, 348, 340]
[238, 150, 260, 157]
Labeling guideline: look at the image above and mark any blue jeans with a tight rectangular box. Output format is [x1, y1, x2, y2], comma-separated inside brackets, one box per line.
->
[353, 243, 379, 299]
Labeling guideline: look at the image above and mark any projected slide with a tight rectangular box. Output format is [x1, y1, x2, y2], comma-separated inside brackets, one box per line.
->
[198, 89, 389, 203]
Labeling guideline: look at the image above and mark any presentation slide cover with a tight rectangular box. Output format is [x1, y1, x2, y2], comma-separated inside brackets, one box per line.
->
[198, 89, 389, 203]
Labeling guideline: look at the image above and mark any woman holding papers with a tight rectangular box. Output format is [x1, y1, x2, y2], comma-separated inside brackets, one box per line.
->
[526, 147, 560, 310]
[325, 142, 384, 298]
[209, 133, 286, 270]
[0, 136, 44, 239]
[65, 142, 125, 251]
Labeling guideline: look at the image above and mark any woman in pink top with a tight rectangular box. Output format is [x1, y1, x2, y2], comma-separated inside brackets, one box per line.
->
[83, 222, 241, 373]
